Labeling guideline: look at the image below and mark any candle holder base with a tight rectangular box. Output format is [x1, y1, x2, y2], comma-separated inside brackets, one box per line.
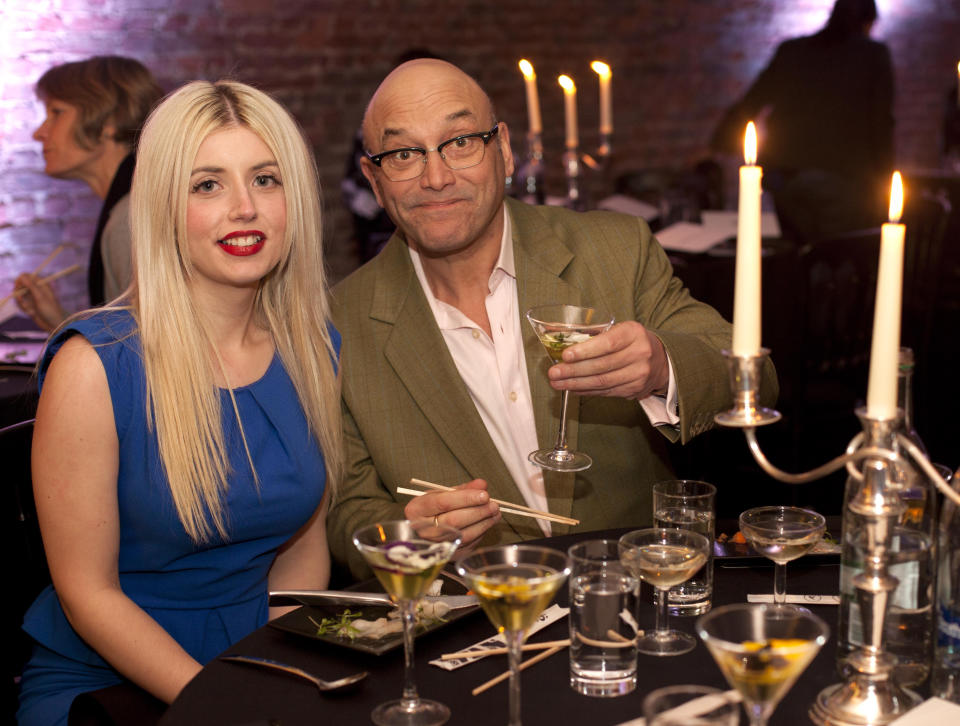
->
[809, 678, 921, 726]
[714, 349, 782, 428]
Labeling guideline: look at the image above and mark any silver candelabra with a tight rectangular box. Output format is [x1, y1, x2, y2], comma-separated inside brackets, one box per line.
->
[716, 350, 960, 725]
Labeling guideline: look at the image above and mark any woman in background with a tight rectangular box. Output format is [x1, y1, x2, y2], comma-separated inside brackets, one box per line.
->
[15, 56, 162, 330]
[17, 80, 342, 725]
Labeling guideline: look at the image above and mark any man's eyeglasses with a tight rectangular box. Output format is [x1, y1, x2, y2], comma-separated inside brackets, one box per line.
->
[367, 125, 500, 182]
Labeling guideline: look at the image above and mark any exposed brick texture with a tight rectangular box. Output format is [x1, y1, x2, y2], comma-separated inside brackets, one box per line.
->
[2, 0, 958, 314]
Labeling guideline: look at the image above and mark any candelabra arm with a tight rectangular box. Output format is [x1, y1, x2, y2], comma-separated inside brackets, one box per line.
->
[743, 427, 902, 485]
[897, 434, 960, 506]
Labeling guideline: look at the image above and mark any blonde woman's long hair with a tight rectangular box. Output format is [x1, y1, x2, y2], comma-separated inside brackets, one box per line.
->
[130, 80, 342, 543]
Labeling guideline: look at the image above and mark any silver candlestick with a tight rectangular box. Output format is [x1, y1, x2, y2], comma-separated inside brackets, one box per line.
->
[564, 148, 582, 210]
[521, 131, 545, 205]
[714, 350, 958, 725]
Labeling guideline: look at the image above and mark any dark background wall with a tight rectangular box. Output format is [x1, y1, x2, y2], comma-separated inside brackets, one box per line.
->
[1, 0, 957, 484]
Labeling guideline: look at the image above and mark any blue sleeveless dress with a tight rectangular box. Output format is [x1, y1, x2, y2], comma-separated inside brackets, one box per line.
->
[17, 309, 332, 726]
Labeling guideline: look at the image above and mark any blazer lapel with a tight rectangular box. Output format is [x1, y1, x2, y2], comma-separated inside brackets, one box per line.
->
[508, 199, 585, 529]
[371, 238, 529, 536]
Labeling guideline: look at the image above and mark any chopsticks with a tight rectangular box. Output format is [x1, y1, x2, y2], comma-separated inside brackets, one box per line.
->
[454, 629, 638, 695]
[1, 263, 82, 309]
[471, 645, 566, 695]
[406, 478, 579, 527]
[441, 639, 571, 661]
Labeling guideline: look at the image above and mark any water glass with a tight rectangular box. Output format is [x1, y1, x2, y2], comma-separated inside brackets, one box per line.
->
[567, 540, 639, 697]
[653, 480, 716, 615]
[643, 685, 740, 725]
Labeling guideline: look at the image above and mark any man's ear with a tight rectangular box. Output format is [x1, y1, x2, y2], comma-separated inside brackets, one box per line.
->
[497, 122, 515, 179]
[360, 157, 386, 208]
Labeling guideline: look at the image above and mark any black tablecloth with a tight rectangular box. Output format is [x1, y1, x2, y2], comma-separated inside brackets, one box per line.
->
[160, 528, 849, 726]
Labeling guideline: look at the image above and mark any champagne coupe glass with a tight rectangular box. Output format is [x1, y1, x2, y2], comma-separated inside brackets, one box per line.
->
[619, 528, 710, 656]
[697, 603, 829, 726]
[739, 506, 826, 611]
[456, 545, 570, 726]
[354, 520, 462, 726]
[525, 304, 614, 471]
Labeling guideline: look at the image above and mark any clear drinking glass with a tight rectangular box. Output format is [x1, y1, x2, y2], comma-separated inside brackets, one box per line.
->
[353, 520, 462, 726]
[643, 684, 741, 725]
[653, 479, 717, 615]
[619, 528, 710, 656]
[567, 539, 639, 697]
[525, 304, 614, 472]
[457, 545, 570, 726]
[697, 603, 829, 726]
[739, 506, 826, 611]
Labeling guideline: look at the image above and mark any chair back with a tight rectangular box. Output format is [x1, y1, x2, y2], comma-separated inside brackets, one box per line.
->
[900, 189, 952, 379]
[785, 230, 881, 479]
[2, 418, 48, 720]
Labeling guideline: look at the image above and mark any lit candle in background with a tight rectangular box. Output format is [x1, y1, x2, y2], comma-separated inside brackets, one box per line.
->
[732, 121, 763, 356]
[558, 74, 578, 149]
[518, 59, 542, 135]
[866, 171, 906, 419]
[590, 60, 613, 135]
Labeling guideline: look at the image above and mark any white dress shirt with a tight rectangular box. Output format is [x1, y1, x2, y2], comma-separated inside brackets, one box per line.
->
[409, 206, 679, 535]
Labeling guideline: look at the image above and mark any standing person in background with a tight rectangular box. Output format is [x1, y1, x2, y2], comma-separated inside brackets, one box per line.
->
[711, 0, 894, 245]
[14, 56, 163, 331]
[17, 80, 342, 726]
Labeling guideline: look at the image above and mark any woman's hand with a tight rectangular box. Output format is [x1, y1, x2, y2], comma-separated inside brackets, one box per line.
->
[14, 272, 68, 331]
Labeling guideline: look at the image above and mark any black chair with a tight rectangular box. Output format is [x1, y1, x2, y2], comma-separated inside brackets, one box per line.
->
[3, 418, 47, 722]
[900, 188, 952, 434]
[784, 229, 883, 512]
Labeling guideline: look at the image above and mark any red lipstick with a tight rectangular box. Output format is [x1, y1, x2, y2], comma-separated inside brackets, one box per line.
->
[218, 230, 265, 257]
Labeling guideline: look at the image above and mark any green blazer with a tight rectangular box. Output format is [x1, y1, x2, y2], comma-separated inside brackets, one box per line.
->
[329, 198, 775, 578]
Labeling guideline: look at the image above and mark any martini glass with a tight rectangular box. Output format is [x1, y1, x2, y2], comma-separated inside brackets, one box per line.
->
[353, 520, 462, 726]
[525, 304, 614, 471]
[618, 528, 710, 656]
[739, 506, 826, 611]
[697, 603, 829, 726]
[456, 545, 570, 726]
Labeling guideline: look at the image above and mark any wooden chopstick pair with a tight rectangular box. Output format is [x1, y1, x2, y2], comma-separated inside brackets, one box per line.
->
[406, 478, 579, 527]
[453, 630, 635, 696]
[0, 245, 79, 308]
[1, 263, 82, 309]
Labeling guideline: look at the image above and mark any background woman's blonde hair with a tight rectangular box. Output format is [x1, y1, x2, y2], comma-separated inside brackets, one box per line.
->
[130, 79, 342, 543]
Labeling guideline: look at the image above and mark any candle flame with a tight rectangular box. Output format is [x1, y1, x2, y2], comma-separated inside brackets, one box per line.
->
[558, 75, 576, 93]
[590, 60, 611, 78]
[888, 171, 904, 223]
[519, 59, 535, 80]
[744, 121, 757, 166]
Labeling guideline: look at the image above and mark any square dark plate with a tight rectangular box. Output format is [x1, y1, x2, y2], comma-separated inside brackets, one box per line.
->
[268, 569, 478, 655]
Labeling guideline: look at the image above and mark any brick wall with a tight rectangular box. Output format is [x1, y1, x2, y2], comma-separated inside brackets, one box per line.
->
[2, 0, 957, 313]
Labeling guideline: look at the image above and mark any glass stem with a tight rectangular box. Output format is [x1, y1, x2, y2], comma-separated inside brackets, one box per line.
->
[553, 390, 571, 451]
[506, 629, 525, 726]
[400, 598, 420, 710]
[774, 562, 787, 606]
[655, 587, 670, 637]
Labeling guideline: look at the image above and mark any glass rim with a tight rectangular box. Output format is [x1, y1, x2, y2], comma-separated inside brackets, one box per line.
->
[567, 538, 626, 564]
[455, 543, 571, 582]
[652, 479, 717, 498]
[618, 527, 711, 551]
[695, 602, 830, 649]
[738, 505, 826, 529]
[524, 303, 615, 328]
[351, 518, 462, 548]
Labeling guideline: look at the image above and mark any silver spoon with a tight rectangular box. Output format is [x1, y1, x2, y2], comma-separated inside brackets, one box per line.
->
[220, 654, 368, 692]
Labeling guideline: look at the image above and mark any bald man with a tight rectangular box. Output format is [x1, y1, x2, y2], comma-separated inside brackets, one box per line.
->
[328, 59, 776, 578]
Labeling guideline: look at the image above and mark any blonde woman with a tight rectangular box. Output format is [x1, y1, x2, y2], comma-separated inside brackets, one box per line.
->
[17, 80, 342, 726]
